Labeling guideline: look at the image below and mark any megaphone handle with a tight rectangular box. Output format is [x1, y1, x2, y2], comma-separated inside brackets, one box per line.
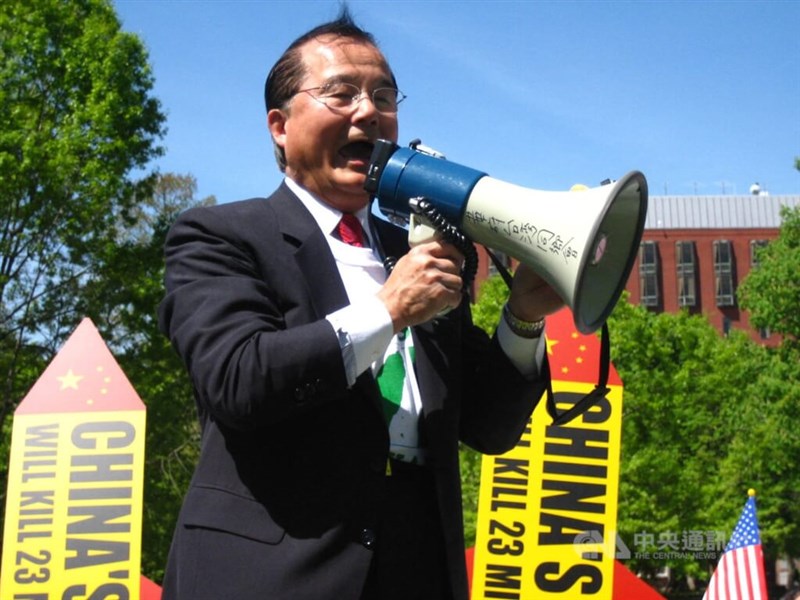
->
[407, 197, 478, 292]
[545, 323, 611, 426]
[408, 213, 440, 246]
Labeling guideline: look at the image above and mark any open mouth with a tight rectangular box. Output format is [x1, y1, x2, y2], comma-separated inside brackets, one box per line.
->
[339, 140, 375, 166]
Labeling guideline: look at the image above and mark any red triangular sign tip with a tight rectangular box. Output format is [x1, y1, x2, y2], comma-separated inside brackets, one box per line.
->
[545, 308, 622, 386]
[613, 560, 667, 599]
[15, 317, 145, 415]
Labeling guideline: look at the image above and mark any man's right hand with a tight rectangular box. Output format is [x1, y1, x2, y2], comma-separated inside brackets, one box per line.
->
[377, 241, 465, 332]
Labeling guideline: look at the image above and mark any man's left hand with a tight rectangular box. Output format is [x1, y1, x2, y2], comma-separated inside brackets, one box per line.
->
[507, 264, 565, 323]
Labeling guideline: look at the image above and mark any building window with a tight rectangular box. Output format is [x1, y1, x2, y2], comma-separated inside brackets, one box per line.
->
[675, 241, 697, 307]
[750, 239, 768, 268]
[750, 240, 770, 339]
[722, 315, 732, 336]
[639, 241, 660, 307]
[713, 240, 736, 307]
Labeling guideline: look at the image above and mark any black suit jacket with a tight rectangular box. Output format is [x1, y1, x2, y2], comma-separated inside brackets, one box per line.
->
[158, 183, 546, 599]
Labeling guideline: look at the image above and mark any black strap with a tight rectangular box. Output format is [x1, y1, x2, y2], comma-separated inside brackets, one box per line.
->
[485, 246, 612, 427]
[544, 323, 611, 426]
[485, 247, 514, 288]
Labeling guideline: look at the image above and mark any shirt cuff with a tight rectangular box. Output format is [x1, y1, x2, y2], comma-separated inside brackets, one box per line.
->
[496, 315, 546, 380]
[326, 296, 394, 386]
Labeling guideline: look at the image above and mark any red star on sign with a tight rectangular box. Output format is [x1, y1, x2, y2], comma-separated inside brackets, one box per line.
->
[545, 307, 622, 386]
[15, 318, 145, 415]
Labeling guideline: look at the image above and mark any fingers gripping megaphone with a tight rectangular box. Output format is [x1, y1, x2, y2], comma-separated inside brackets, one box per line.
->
[364, 140, 648, 335]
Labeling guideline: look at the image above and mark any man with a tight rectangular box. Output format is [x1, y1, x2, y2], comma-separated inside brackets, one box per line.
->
[158, 9, 563, 600]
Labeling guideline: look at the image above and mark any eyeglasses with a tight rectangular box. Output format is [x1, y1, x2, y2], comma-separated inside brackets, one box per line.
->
[294, 82, 406, 114]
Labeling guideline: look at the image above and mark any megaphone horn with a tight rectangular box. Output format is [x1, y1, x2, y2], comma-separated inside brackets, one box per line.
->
[365, 140, 648, 334]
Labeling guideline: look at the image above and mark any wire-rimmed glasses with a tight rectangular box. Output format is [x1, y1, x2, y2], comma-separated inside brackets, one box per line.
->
[295, 81, 406, 114]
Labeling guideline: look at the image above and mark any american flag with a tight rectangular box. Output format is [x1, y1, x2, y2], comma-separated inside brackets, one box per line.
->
[703, 491, 769, 600]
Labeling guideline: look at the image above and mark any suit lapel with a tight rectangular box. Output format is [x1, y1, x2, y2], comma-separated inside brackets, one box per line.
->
[268, 183, 350, 319]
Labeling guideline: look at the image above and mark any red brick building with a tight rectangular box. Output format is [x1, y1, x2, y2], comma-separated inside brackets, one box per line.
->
[625, 193, 800, 345]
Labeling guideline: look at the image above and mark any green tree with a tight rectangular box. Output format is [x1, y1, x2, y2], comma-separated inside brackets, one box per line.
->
[0, 0, 166, 567]
[607, 296, 799, 594]
[0, 0, 165, 433]
[79, 173, 215, 580]
[738, 205, 800, 349]
[715, 354, 800, 559]
[471, 273, 510, 334]
[610, 302, 735, 580]
[735, 199, 800, 560]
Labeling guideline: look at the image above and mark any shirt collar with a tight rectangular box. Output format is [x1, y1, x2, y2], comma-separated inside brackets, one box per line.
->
[284, 177, 371, 242]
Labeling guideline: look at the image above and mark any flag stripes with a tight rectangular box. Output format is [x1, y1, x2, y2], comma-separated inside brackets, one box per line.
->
[703, 493, 768, 600]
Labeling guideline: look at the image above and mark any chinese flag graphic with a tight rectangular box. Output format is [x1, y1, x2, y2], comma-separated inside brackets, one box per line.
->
[545, 307, 622, 387]
[16, 318, 144, 414]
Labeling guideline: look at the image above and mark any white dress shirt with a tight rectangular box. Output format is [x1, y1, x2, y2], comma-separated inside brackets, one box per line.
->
[285, 177, 545, 386]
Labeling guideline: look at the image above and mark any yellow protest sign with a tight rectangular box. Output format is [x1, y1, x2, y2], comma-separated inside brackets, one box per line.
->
[1, 319, 146, 600]
[471, 308, 624, 599]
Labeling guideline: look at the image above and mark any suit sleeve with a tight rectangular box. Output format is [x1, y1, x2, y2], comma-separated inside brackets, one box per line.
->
[158, 204, 351, 431]
[456, 306, 547, 455]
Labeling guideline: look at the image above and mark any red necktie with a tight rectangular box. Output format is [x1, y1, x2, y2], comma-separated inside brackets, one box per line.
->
[338, 214, 366, 247]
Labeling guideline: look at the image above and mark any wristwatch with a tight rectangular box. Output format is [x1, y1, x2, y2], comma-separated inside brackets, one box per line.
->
[503, 303, 546, 339]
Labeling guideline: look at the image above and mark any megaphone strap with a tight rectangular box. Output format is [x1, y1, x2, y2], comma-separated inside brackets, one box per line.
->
[481, 248, 613, 426]
[484, 246, 514, 288]
[544, 323, 611, 426]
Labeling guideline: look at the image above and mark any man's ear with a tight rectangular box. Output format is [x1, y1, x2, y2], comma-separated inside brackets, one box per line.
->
[267, 108, 287, 150]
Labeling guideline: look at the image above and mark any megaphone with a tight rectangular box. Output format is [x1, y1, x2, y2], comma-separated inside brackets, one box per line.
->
[365, 140, 648, 334]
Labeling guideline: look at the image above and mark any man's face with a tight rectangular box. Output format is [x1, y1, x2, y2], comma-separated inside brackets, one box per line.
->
[268, 37, 399, 213]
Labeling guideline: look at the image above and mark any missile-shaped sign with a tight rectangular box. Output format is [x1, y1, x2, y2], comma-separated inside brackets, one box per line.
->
[471, 307, 624, 599]
[1, 318, 147, 600]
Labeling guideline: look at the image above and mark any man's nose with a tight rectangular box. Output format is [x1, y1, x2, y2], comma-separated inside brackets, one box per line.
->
[351, 93, 380, 121]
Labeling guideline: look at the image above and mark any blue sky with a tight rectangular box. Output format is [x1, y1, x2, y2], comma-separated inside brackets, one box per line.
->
[114, 0, 800, 205]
